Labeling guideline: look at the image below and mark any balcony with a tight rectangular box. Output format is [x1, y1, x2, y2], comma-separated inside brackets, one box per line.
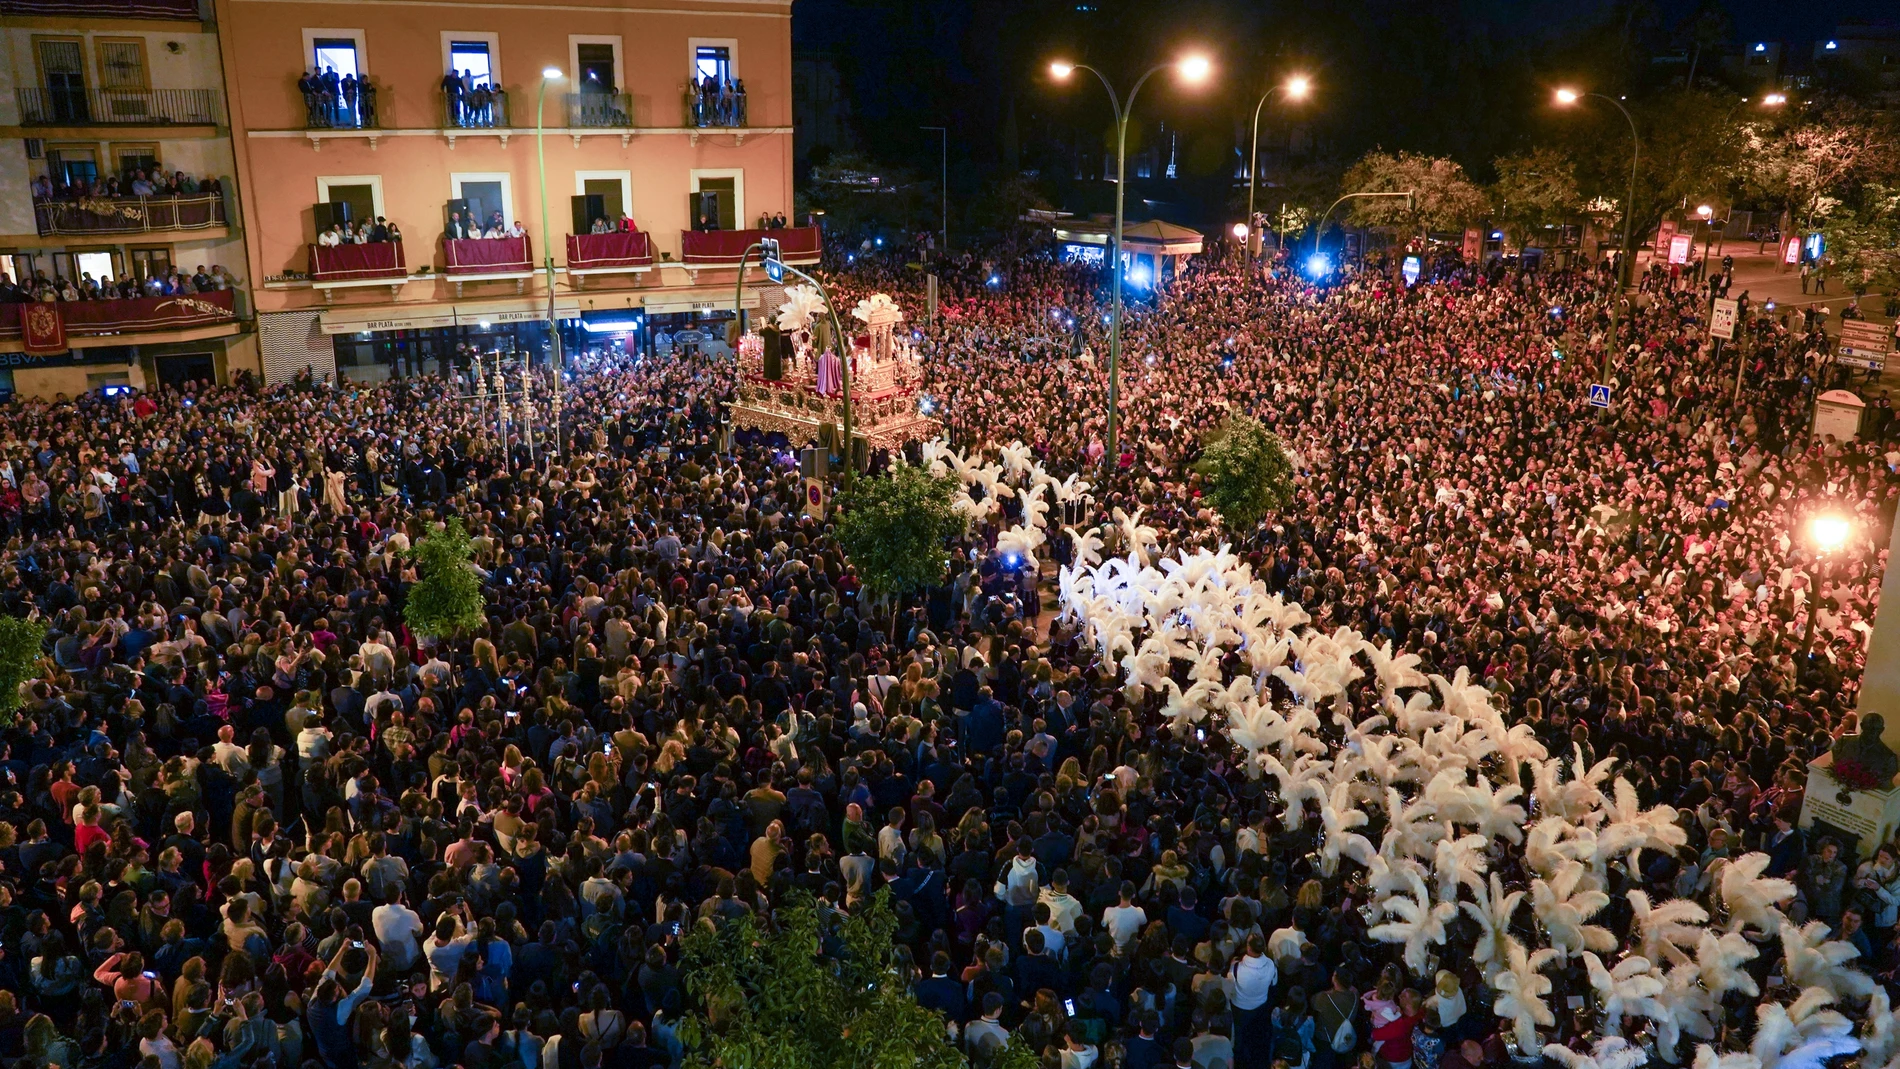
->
[442, 87, 510, 129]
[565, 91, 631, 128]
[33, 193, 226, 238]
[566, 230, 653, 288]
[16, 87, 220, 127]
[0, 290, 237, 348]
[679, 226, 821, 268]
[0, 0, 200, 18]
[684, 83, 748, 129]
[295, 76, 381, 130]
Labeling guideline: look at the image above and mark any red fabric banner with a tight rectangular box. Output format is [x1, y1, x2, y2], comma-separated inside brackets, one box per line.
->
[444, 236, 533, 275]
[679, 226, 822, 266]
[0, 291, 235, 341]
[566, 231, 653, 271]
[20, 302, 65, 355]
[309, 242, 407, 282]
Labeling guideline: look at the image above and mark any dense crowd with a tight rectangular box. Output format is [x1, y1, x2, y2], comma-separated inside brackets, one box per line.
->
[0, 235, 1895, 1069]
[30, 171, 223, 203]
[0, 265, 239, 304]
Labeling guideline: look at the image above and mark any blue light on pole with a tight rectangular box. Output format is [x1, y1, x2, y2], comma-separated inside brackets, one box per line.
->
[1402, 255, 1421, 286]
[1304, 253, 1331, 278]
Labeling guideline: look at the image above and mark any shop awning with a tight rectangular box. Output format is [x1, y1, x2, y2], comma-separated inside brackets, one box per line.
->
[319, 298, 582, 335]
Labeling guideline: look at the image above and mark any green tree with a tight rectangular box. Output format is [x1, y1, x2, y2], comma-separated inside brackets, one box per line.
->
[834, 463, 961, 598]
[1196, 415, 1295, 533]
[1341, 151, 1486, 235]
[402, 517, 487, 640]
[0, 615, 47, 724]
[1739, 101, 1900, 230]
[1490, 148, 1580, 250]
[800, 152, 934, 240]
[677, 892, 1038, 1069]
[1821, 184, 1900, 293]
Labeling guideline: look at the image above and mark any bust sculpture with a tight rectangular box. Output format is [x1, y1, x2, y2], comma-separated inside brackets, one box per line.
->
[1832, 712, 1900, 789]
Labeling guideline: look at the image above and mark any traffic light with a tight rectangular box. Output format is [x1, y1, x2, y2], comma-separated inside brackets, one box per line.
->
[761, 237, 783, 282]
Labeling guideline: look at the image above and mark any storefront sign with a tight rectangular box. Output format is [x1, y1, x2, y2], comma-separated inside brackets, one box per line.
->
[1709, 298, 1738, 341]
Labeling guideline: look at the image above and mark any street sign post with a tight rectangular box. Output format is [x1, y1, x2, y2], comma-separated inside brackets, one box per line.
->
[1836, 320, 1894, 372]
[1588, 383, 1612, 408]
[1710, 298, 1738, 341]
[761, 237, 784, 283]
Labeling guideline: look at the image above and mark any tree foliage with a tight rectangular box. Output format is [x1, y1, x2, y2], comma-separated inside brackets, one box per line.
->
[1738, 101, 1898, 228]
[1490, 148, 1580, 249]
[1196, 415, 1295, 533]
[403, 518, 487, 640]
[677, 892, 1038, 1069]
[834, 463, 961, 598]
[1821, 184, 1900, 293]
[0, 615, 47, 724]
[1341, 151, 1487, 234]
[799, 151, 936, 240]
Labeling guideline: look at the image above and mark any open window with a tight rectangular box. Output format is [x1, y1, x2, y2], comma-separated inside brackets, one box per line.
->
[451, 172, 515, 233]
[689, 170, 742, 232]
[303, 29, 367, 79]
[46, 144, 99, 188]
[445, 34, 498, 86]
[569, 36, 622, 94]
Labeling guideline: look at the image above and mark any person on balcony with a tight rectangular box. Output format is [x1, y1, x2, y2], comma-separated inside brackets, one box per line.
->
[445, 211, 473, 242]
[442, 70, 464, 124]
[320, 67, 341, 125]
[367, 217, 390, 243]
[340, 74, 358, 124]
[589, 216, 612, 235]
[617, 215, 639, 234]
[385, 221, 402, 244]
[317, 225, 343, 248]
[506, 220, 527, 240]
[30, 176, 52, 200]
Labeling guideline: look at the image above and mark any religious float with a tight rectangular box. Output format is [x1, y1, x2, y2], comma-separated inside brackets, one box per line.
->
[729, 285, 938, 452]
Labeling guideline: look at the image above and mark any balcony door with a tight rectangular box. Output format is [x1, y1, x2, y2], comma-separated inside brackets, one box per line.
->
[36, 39, 88, 123]
[47, 145, 99, 190]
[576, 43, 616, 93]
[582, 178, 623, 221]
[312, 38, 360, 80]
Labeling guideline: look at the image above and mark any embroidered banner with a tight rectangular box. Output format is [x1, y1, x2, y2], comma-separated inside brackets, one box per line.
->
[20, 302, 65, 355]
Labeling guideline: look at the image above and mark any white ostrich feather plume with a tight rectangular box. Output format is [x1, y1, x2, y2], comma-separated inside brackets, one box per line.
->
[1777, 920, 1876, 1001]
[1543, 1036, 1649, 1069]
[774, 283, 827, 333]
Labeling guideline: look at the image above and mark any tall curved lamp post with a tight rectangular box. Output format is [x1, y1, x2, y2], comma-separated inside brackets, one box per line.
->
[536, 66, 565, 455]
[1554, 88, 1638, 384]
[1048, 53, 1213, 468]
[1245, 74, 1310, 259]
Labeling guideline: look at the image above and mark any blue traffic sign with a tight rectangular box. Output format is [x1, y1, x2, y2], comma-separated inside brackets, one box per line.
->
[1587, 383, 1612, 408]
[765, 259, 784, 283]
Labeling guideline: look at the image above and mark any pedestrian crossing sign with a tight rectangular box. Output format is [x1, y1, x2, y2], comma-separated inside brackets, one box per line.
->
[1588, 383, 1612, 408]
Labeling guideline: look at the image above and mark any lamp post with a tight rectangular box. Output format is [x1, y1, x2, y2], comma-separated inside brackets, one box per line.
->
[1310, 190, 1415, 265]
[536, 66, 565, 456]
[1245, 74, 1310, 259]
[1554, 88, 1638, 385]
[1803, 513, 1851, 655]
[1048, 53, 1212, 469]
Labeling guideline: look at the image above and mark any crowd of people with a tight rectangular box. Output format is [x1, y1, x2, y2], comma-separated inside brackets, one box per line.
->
[320, 218, 405, 247]
[297, 67, 378, 129]
[31, 171, 222, 203]
[0, 231, 1894, 1069]
[687, 74, 746, 128]
[0, 264, 238, 303]
[442, 71, 507, 129]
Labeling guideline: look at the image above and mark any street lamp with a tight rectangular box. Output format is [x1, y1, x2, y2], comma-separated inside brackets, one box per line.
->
[1554, 87, 1639, 386]
[536, 66, 565, 455]
[1802, 513, 1852, 654]
[1048, 52, 1214, 467]
[1244, 74, 1311, 261]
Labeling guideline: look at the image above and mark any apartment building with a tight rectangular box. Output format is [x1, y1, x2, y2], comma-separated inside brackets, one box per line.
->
[214, 0, 811, 383]
[0, 0, 252, 398]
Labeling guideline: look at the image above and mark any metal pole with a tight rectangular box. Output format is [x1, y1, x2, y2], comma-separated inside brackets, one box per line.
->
[536, 74, 563, 456]
[1587, 92, 1640, 383]
[1246, 87, 1279, 261]
[733, 242, 761, 345]
[1312, 191, 1416, 260]
[779, 261, 854, 485]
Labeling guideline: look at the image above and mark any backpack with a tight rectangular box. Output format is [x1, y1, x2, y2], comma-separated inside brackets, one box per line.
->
[1329, 1016, 1357, 1054]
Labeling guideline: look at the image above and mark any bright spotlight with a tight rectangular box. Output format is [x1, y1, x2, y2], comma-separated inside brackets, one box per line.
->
[1304, 253, 1331, 278]
[1285, 75, 1312, 100]
[1049, 61, 1075, 79]
[1232, 222, 1249, 239]
[542, 67, 564, 79]
[1811, 515, 1850, 553]
[1554, 88, 1580, 105]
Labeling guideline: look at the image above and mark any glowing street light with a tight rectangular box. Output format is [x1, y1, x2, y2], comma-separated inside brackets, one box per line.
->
[1231, 222, 1249, 239]
[1045, 51, 1216, 464]
[535, 65, 567, 454]
[1553, 86, 1639, 385]
[1245, 74, 1313, 264]
[1763, 93, 1788, 106]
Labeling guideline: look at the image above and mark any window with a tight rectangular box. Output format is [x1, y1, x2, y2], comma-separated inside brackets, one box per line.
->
[451, 172, 515, 232]
[47, 145, 98, 188]
[35, 38, 87, 123]
[11, 255, 36, 285]
[695, 46, 731, 85]
[114, 143, 160, 180]
[303, 29, 367, 78]
[570, 36, 622, 94]
[54, 250, 117, 284]
[690, 169, 743, 232]
[128, 246, 171, 280]
[315, 175, 384, 222]
[96, 39, 149, 90]
[444, 33, 499, 86]
[575, 171, 632, 224]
